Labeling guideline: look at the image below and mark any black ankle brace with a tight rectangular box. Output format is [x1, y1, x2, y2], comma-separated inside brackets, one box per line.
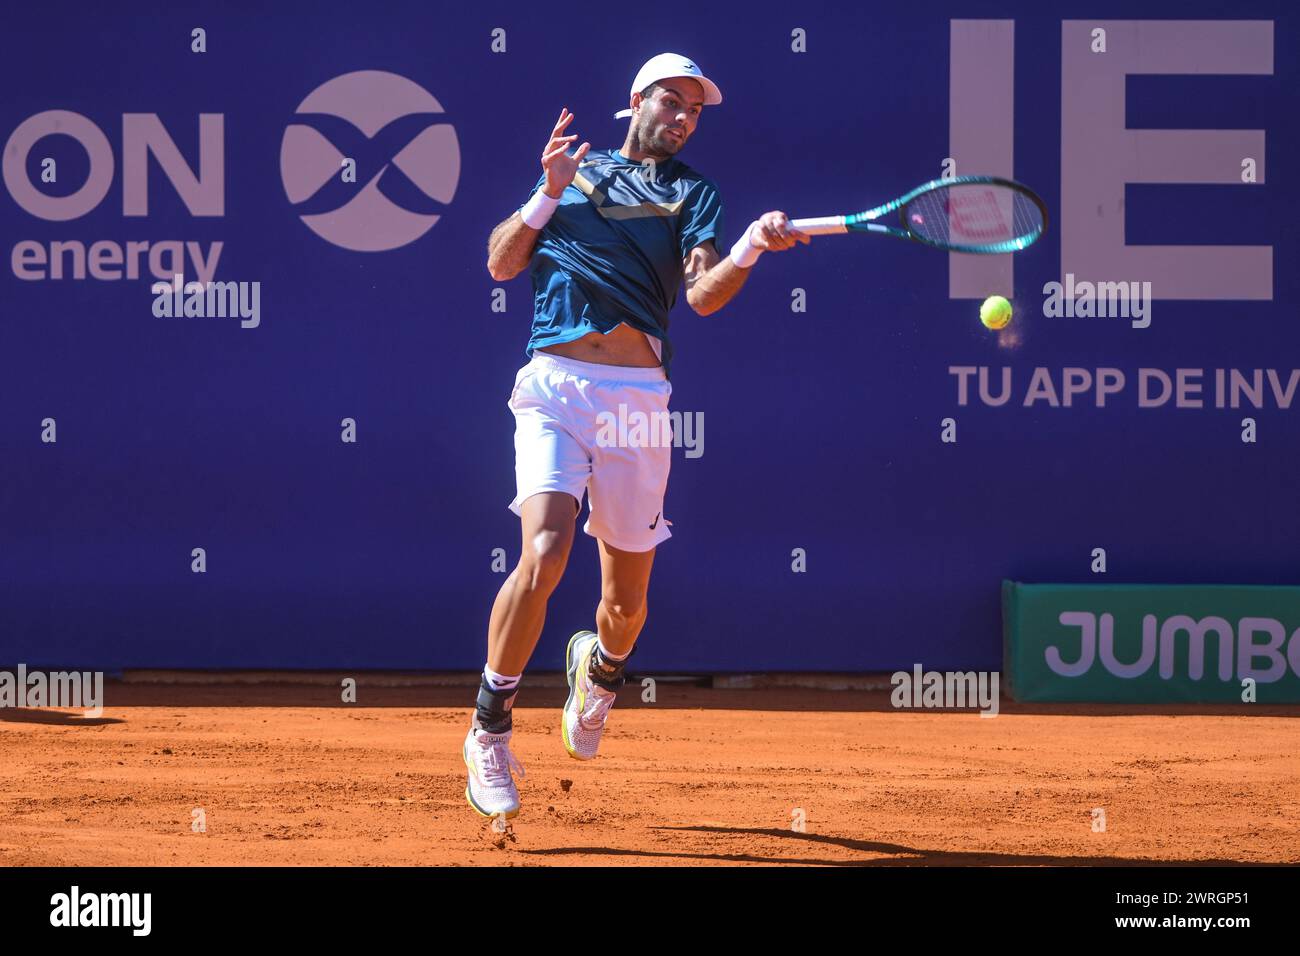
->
[589, 643, 637, 692]
[474, 676, 518, 734]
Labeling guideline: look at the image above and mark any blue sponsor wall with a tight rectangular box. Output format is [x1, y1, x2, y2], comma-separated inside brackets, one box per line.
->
[1, 1, 1296, 671]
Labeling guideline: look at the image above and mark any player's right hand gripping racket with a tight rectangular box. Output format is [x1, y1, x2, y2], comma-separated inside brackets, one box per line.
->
[791, 175, 1048, 254]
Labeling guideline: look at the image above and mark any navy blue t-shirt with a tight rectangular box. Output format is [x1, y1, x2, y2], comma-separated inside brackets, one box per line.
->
[518, 148, 725, 380]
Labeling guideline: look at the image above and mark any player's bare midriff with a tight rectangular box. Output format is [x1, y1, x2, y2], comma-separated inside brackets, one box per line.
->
[538, 322, 661, 368]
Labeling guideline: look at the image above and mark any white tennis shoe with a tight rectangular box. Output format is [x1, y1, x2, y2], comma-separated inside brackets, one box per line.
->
[462, 719, 525, 819]
[562, 630, 620, 760]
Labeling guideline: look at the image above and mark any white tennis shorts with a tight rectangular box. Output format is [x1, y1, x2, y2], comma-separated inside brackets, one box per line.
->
[507, 351, 673, 552]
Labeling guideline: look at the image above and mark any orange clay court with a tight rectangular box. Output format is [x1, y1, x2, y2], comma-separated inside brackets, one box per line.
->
[1, 679, 1296, 867]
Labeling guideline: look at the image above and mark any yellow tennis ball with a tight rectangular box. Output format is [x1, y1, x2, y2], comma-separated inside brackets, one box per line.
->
[980, 295, 1012, 330]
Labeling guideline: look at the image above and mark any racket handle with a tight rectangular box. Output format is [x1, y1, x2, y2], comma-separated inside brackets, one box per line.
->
[789, 216, 847, 236]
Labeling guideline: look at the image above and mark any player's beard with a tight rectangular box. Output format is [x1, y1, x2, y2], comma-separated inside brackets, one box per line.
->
[635, 117, 681, 160]
[657, 124, 686, 154]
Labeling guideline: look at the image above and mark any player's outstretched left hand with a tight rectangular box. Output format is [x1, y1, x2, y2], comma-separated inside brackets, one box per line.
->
[752, 211, 810, 251]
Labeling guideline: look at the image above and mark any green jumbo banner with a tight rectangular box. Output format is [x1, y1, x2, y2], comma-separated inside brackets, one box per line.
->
[1002, 581, 1300, 703]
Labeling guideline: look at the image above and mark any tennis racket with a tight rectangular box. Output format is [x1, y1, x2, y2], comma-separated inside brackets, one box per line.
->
[791, 175, 1048, 254]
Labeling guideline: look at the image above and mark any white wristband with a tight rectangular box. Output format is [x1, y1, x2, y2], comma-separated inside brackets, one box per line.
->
[728, 221, 765, 269]
[521, 189, 560, 229]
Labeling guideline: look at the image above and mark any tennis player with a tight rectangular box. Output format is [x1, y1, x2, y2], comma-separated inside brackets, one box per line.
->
[464, 52, 809, 819]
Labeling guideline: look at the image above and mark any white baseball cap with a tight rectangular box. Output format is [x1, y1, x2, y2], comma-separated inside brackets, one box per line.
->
[613, 52, 723, 119]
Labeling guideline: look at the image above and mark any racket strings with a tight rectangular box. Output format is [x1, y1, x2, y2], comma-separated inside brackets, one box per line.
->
[903, 184, 1044, 252]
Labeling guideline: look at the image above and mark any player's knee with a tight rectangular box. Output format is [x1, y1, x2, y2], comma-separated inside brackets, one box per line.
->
[519, 534, 570, 593]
